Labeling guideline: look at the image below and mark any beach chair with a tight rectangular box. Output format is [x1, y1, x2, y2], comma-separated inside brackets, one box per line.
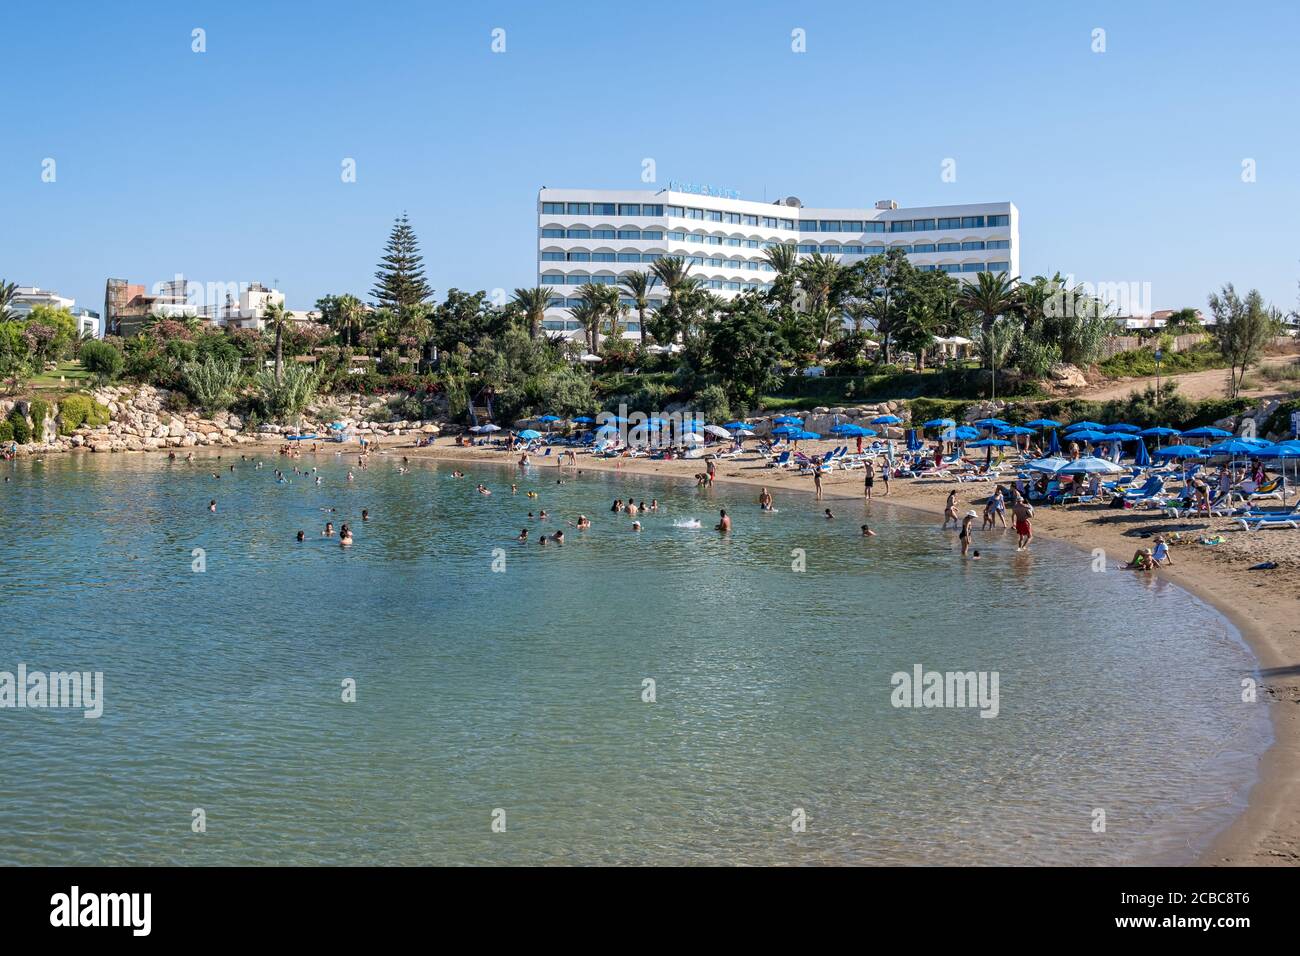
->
[765, 450, 791, 469]
[1235, 513, 1300, 531]
[1240, 476, 1285, 503]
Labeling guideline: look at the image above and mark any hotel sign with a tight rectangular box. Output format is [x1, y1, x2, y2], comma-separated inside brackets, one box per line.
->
[668, 180, 740, 200]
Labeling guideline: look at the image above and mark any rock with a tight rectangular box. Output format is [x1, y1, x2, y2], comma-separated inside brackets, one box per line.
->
[1048, 363, 1089, 389]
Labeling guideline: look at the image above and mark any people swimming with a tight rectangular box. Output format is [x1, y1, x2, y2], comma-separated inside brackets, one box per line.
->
[518, 528, 529, 542]
[861, 524, 876, 537]
[716, 509, 731, 533]
[339, 523, 353, 546]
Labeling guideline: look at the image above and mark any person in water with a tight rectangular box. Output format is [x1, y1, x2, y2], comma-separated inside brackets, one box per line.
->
[324, 522, 335, 537]
[942, 490, 959, 528]
[296, 530, 305, 542]
[716, 509, 731, 533]
[209, 499, 217, 512]
[518, 528, 529, 542]
[362, 509, 370, 521]
[339, 523, 353, 546]
[861, 524, 876, 537]
[758, 488, 774, 511]
[824, 508, 834, 519]
[576, 515, 591, 529]
[959, 511, 976, 558]
[553, 530, 564, 545]
[631, 521, 642, 532]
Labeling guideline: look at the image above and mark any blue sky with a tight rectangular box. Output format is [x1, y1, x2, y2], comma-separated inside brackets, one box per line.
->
[4, 0, 1299, 318]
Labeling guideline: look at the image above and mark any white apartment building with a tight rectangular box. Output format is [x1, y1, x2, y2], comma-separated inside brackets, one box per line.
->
[536, 187, 1018, 338]
[10, 286, 101, 337]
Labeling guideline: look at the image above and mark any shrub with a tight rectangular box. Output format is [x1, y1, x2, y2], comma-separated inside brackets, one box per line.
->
[79, 340, 125, 384]
[58, 394, 111, 435]
[0, 421, 12, 443]
[29, 399, 50, 442]
[180, 356, 243, 412]
[253, 365, 320, 421]
[7, 407, 31, 444]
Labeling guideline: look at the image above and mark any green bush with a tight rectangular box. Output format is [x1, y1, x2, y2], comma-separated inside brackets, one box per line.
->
[1098, 342, 1223, 378]
[58, 394, 111, 435]
[0, 421, 12, 443]
[29, 399, 50, 442]
[79, 340, 125, 384]
[7, 407, 31, 444]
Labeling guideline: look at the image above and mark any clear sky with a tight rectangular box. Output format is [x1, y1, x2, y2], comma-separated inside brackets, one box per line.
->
[4, 0, 1299, 319]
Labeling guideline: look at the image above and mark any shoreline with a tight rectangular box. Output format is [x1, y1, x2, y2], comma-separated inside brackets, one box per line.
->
[12, 435, 1298, 865]
[398, 439, 1300, 867]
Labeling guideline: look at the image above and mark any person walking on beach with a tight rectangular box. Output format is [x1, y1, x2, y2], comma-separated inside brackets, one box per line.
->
[942, 490, 959, 527]
[1012, 499, 1035, 551]
[813, 466, 824, 499]
[879, 457, 890, 496]
[959, 511, 976, 558]
[863, 459, 875, 501]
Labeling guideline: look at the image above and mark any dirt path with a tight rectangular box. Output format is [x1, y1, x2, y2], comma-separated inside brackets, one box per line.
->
[1083, 354, 1297, 402]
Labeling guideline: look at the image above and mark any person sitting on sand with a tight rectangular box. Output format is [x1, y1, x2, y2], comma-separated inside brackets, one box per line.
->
[861, 524, 876, 537]
[1151, 536, 1173, 567]
[716, 509, 731, 533]
[1124, 548, 1153, 571]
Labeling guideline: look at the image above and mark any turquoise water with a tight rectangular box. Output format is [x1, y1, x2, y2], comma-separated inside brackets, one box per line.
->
[0, 451, 1269, 865]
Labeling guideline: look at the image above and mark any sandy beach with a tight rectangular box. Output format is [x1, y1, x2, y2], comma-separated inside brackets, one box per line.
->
[382, 435, 1300, 867]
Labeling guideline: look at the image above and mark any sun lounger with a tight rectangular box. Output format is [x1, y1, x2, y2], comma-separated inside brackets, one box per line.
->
[1236, 514, 1300, 531]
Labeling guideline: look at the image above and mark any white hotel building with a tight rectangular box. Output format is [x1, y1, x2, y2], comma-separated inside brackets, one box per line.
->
[536, 187, 1018, 338]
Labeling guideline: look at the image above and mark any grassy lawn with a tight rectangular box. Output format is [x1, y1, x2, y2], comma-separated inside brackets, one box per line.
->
[28, 361, 92, 389]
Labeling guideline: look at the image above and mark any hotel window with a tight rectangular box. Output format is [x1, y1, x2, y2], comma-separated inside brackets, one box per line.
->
[743, 215, 758, 226]
[618, 204, 641, 216]
[961, 241, 985, 251]
[939, 264, 961, 274]
[617, 253, 640, 262]
[797, 243, 818, 253]
[641, 230, 663, 240]
[918, 264, 936, 272]
[889, 220, 911, 233]
[890, 245, 912, 254]
[567, 228, 591, 239]
[937, 242, 961, 252]
[568, 273, 590, 283]
[643, 204, 664, 216]
[843, 244, 863, 253]
[726, 237, 741, 246]
[667, 205, 684, 217]
[961, 216, 985, 228]
[541, 202, 565, 214]
[566, 203, 590, 215]
[667, 231, 686, 241]
[686, 208, 704, 219]
[912, 219, 935, 232]
[820, 220, 841, 231]
[541, 228, 565, 238]
[541, 275, 565, 285]
[687, 255, 704, 265]
[706, 235, 722, 245]
[541, 252, 565, 261]
[863, 221, 885, 233]
[799, 220, 818, 232]
[762, 216, 778, 228]
[820, 244, 840, 253]
[591, 253, 615, 262]
[865, 246, 886, 256]
[617, 229, 641, 239]
[912, 243, 935, 253]
[640, 254, 660, 262]
[566, 253, 591, 262]
[937, 217, 961, 229]
[960, 262, 983, 272]
[744, 239, 759, 248]
[729, 259, 744, 268]
[592, 203, 616, 215]
[591, 228, 615, 238]
[987, 214, 1009, 227]
[986, 261, 1010, 272]
[592, 275, 618, 285]
[707, 210, 723, 222]
[781, 219, 796, 229]
[987, 239, 1010, 250]
[842, 220, 863, 232]
[724, 212, 741, 224]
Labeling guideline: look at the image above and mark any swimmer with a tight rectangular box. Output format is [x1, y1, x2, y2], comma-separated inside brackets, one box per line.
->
[511, 484, 517, 494]
[339, 523, 353, 546]
[362, 509, 370, 521]
[296, 530, 305, 542]
[518, 528, 529, 542]
[346, 471, 354, 482]
[539, 510, 548, 520]
[861, 524, 876, 537]
[553, 530, 565, 545]
[650, 499, 659, 512]
[631, 521, 642, 532]
[576, 515, 591, 529]
[477, 484, 492, 495]
[324, 522, 335, 537]
[208, 499, 217, 512]
[715, 509, 731, 533]
[758, 488, 774, 511]
[824, 509, 834, 519]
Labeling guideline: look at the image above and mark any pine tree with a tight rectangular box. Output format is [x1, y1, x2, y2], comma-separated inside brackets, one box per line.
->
[371, 213, 433, 310]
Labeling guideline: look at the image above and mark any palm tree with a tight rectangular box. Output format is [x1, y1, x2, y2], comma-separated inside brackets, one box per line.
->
[574, 283, 621, 355]
[0, 280, 18, 323]
[958, 271, 1020, 341]
[763, 243, 800, 313]
[335, 294, 364, 348]
[568, 298, 600, 356]
[797, 252, 852, 359]
[649, 256, 699, 344]
[618, 271, 656, 348]
[512, 286, 555, 340]
[265, 301, 290, 384]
